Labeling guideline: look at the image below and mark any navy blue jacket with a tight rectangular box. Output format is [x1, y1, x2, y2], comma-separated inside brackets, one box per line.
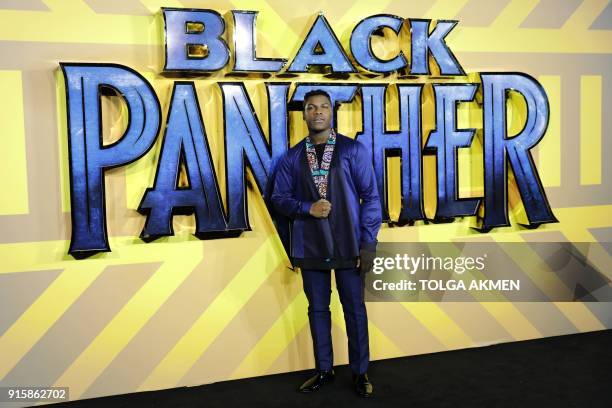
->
[270, 134, 382, 270]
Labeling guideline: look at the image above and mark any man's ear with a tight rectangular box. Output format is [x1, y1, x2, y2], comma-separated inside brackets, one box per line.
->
[302, 110, 306, 120]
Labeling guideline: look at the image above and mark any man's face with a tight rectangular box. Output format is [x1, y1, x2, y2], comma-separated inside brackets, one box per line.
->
[303, 95, 332, 133]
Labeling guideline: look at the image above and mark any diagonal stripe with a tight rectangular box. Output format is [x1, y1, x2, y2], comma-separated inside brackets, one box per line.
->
[52, 244, 203, 398]
[589, 227, 612, 244]
[81, 240, 268, 398]
[2, 263, 159, 387]
[454, 0, 511, 27]
[522, 229, 612, 287]
[178, 264, 302, 385]
[329, 287, 405, 360]
[400, 302, 474, 349]
[0, 270, 62, 338]
[552, 302, 606, 332]
[0, 4, 158, 44]
[0, 3, 610, 53]
[536, 210, 612, 283]
[449, 25, 612, 53]
[0, 0, 48, 11]
[520, 0, 582, 29]
[438, 302, 513, 346]
[367, 321, 405, 360]
[479, 302, 541, 340]
[84, 0, 150, 16]
[396, 239, 545, 342]
[488, 235, 575, 301]
[262, 323, 314, 375]
[489, 0, 540, 28]
[423, 0, 471, 19]
[365, 320, 406, 362]
[553, 206, 612, 239]
[585, 228, 612, 280]
[230, 291, 308, 379]
[512, 302, 579, 337]
[368, 302, 447, 355]
[0, 5, 610, 53]
[582, 243, 612, 281]
[590, 1, 612, 29]
[230, 0, 299, 58]
[578, 303, 612, 328]
[330, 280, 405, 362]
[562, 0, 610, 30]
[41, 0, 93, 14]
[139, 0, 182, 14]
[540, 230, 612, 284]
[333, 0, 394, 38]
[0, 264, 105, 379]
[137, 236, 283, 391]
[230, 273, 404, 379]
[332, 296, 405, 360]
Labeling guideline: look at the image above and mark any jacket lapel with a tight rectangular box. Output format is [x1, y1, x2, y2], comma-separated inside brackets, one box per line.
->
[300, 142, 322, 199]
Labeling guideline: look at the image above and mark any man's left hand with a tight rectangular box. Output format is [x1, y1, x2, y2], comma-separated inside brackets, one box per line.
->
[358, 249, 376, 274]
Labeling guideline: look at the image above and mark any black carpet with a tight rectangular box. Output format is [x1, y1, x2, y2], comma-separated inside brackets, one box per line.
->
[49, 329, 612, 408]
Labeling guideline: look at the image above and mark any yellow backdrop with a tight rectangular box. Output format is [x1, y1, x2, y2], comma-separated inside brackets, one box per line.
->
[0, 0, 611, 404]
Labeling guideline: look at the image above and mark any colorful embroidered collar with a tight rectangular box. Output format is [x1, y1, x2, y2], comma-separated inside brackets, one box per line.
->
[305, 130, 336, 199]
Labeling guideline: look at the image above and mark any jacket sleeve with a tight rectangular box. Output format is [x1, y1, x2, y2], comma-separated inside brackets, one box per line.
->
[271, 152, 314, 220]
[352, 141, 382, 250]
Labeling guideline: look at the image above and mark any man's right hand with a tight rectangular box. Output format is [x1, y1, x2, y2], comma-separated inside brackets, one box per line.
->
[309, 199, 331, 218]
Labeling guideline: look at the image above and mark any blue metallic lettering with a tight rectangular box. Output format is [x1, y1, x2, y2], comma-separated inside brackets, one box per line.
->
[287, 14, 356, 73]
[357, 85, 425, 223]
[138, 82, 231, 239]
[163, 8, 230, 72]
[350, 14, 408, 73]
[409, 19, 464, 76]
[232, 11, 286, 72]
[221, 83, 289, 230]
[61, 63, 160, 256]
[481, 73, 557, 229]
[425, 84, 480, 219]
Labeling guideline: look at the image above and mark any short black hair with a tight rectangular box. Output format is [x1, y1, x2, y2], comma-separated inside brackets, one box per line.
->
[303, 89, 331, 109]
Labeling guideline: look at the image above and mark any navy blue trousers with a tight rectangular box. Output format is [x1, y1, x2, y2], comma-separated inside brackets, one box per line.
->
[301, 267, 369, 375]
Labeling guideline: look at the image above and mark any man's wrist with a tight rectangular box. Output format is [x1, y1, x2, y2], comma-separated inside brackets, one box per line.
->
[360, 241, 377, 252]
[300, 201, 314, 217]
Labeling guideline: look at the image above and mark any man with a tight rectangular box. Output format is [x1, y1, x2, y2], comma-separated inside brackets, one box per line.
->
[271, 89, 382, 398]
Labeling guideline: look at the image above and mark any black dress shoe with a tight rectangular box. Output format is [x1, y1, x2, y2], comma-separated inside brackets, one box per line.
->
[352, 373, 373, 397]
[298, 369, 335, 392]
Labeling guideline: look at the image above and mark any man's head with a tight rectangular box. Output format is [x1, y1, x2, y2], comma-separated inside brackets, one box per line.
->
[302, 89, 332, 134]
